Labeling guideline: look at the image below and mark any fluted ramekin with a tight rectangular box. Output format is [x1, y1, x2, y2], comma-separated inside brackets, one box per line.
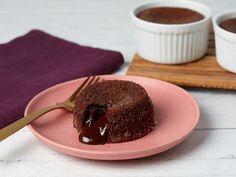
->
[213, 10, 236, 73]
[131, 0, 212, 64]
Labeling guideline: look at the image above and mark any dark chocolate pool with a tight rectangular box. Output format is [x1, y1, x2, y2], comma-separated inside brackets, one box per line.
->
[220, 17, 236, 34]
[137, 7, 204, 24]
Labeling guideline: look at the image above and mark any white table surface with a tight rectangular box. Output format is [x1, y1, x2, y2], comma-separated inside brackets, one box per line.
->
[1, 0, 236, 177]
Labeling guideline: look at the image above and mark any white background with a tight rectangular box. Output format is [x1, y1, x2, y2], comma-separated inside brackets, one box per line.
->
[1, 0, 236, 177]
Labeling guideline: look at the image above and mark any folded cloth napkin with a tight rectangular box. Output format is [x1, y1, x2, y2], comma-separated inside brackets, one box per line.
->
[0, 30, 124, 129]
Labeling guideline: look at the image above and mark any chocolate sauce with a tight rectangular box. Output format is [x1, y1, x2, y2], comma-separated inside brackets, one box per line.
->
[79, 104, 108, 145]
[220, 17, 236, 34]
[137, 7, 204, 24]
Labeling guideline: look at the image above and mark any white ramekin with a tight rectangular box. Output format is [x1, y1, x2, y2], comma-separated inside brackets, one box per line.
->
[131, 0, 212, 64]
[213, 10, 236, 73]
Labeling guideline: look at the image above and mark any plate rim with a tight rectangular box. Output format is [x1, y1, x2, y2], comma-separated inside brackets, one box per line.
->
[26, 74, 200, 160]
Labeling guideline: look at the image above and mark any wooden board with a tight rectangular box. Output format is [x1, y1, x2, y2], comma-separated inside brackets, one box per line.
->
[127, 32, 236, 90]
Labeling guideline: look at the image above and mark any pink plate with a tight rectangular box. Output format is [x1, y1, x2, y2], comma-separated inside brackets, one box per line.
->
[25, 75, 199, 160]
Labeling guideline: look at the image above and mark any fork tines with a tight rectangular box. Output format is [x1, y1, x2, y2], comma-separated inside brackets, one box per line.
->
[68, 76, 100, 102]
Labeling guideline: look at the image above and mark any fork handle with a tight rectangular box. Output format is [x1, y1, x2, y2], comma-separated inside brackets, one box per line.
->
[0, 104, 63, 141]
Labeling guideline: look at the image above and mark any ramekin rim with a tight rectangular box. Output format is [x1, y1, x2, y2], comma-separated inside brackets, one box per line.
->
[131, 0, 212, 29]
[213, 10, 236, 38]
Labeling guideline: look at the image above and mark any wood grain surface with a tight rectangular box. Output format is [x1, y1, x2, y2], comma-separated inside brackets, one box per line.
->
[127, 32, 236, 90]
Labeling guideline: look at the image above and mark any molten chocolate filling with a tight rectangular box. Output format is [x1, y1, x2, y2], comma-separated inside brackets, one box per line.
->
[79, 104, 108, 145]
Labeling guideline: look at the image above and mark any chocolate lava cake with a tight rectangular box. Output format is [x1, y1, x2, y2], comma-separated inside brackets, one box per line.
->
[73, 80, 155, 145]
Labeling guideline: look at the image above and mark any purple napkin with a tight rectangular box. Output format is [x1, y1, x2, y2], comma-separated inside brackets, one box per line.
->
[0, 30, 124, 129]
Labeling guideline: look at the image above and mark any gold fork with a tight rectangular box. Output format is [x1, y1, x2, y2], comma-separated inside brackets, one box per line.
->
[0, 76, 100, 141]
